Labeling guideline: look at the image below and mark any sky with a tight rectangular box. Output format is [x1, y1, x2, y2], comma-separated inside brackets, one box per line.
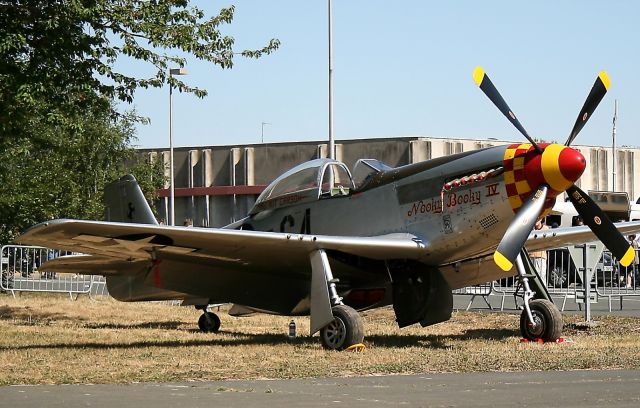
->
[125, 1, 640, 150]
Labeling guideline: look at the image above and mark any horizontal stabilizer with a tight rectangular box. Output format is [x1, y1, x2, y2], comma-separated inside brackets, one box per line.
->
[228, 304, 258, 317]
[39, 254, 147, 276]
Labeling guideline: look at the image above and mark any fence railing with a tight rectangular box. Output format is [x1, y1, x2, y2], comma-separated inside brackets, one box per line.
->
[1, 245, 100, 299]
[471, 246, 640, 312]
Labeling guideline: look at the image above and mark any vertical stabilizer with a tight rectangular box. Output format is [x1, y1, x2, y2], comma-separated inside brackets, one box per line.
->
[104, 175, 158, 224]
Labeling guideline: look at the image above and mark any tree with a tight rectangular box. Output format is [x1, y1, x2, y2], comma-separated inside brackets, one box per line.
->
[0, 0, 280, 144]
[0, 105, 164, 244]
[0, 1, 279, 243]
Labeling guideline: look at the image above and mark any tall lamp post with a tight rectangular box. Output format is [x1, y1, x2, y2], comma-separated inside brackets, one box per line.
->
[612, 100, 617, 192]
[328, 0, 334, 159]
[169, 67, 188, 226]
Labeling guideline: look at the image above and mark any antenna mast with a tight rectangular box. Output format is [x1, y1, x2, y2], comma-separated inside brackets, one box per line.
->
[328, 0, 335, 159]
[612, 100, 617, 192]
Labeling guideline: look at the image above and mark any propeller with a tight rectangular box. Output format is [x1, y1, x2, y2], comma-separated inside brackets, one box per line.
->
[494, 185, 548, 271]
[473, 67, 542, 154]
[565, 72, 611, 146]
[474, 67, 635, 270]
[566, 185, 636, 266]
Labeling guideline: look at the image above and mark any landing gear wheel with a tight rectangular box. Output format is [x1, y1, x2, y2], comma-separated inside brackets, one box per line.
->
[320, 305, 364, 350]
[198, 311, 221, 333]
[520, 299, 563, 342]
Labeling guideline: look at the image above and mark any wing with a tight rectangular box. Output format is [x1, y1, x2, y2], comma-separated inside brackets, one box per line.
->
[18, 219, 428, 274]
[525, 221, 640, 253]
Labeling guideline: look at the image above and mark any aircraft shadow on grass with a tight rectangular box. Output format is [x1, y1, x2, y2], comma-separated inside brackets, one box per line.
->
[0, 327, 517, 351]
[0, 305, 72, 324]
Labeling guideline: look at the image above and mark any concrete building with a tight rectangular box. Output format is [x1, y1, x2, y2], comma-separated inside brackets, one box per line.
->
[139, 137, 640, 227]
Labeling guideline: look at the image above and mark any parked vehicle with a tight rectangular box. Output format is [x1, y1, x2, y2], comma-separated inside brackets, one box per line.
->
[630, 197, 640, 221]
[547, 191, 631, 228]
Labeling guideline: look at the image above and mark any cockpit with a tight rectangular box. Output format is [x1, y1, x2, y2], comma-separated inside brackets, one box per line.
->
[351, 159, 394, 189]
[250, 159, 356, 214]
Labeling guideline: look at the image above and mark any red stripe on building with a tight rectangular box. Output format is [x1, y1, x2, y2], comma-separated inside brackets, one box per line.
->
[157, 185, 267, 198]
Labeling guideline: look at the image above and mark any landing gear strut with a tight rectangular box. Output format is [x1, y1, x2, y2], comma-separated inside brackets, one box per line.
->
[515, 253, 563, 342]
[311, 249, 364, 350]
[196, 306, 221, 333]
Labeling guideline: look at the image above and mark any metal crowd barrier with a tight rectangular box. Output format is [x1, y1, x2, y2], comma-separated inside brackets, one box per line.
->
[593, 250, 640, 311]
[485, 246, 640, 312]
[452, 283, 494, 310]
[1, 245, 98, 299]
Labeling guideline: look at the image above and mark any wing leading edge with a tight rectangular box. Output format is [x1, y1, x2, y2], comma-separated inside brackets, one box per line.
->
[18, 219, 429, 275]
[525, 221, 640, 253]
[21, 219, 640, 275]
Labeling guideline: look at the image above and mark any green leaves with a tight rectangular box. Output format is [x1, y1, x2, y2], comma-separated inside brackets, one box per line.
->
[0, 1, 278, 243]
[1, 0, 280, 130]
[0, 104, 164, 244]
[81, 1, 279, 101]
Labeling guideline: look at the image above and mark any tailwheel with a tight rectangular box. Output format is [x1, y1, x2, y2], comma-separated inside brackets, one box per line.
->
[520, 299, 563, 342]
[320, 305, 364, 350]
[198, 311, 221, 333]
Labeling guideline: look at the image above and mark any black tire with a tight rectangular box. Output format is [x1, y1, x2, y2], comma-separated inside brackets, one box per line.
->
[320, 305, 364, 350]
[198, 312, 221, 333]
[520, 299, 563, 342]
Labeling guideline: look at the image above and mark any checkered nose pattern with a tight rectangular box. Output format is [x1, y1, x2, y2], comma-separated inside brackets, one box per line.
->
[503, 143, 586, 213]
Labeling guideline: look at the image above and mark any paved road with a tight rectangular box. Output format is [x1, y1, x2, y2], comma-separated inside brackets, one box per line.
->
[2, 370, 640, 407]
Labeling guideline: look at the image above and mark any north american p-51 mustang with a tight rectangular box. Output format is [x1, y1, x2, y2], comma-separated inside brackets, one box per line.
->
[19, 68, 640, 350]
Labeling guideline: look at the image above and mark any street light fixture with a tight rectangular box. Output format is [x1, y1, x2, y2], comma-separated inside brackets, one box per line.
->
[169, 67, 188, 226]
[261, 122, 271, 143]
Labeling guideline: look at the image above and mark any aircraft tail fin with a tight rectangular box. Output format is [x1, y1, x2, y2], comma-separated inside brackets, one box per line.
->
[104, 175, 158, 225]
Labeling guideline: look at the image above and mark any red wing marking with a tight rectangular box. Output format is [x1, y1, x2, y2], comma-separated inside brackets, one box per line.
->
[152, 259, 162, 288]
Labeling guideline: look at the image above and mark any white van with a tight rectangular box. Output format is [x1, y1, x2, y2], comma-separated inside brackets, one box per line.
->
[631, 196, 640, 221]
[546, 191, 631, 228]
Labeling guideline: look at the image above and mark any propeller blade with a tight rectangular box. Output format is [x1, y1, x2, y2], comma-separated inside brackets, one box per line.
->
[564, 71, 610, 146]
[473, 66, 542, 154]
[566, 185, 635, 266]
[494, 185, 549, 271]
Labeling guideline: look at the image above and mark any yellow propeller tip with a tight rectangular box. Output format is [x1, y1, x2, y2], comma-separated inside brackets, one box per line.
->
[598, 71, 611, 90]
[473, 66, 485, 86]
[494, 251, 513, 271]
[619, 245, 635, 267]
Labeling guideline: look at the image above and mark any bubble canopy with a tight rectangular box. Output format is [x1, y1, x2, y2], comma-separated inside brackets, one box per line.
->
[250, 159, 355, 214]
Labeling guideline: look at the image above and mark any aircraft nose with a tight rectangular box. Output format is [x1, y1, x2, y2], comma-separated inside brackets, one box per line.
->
[559, 146, 586, 183]
[541, 144, 586, 192]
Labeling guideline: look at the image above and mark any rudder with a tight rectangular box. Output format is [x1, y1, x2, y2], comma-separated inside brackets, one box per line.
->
[104, 175, 158, 224]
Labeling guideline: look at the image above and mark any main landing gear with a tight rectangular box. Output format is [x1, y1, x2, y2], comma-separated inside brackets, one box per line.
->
[515, 252, 563, 342]
[520, 299, 563, 341]
[311, 249, 364, 351]
[196, 306, 221, 333]
[320, 304, 364, 351]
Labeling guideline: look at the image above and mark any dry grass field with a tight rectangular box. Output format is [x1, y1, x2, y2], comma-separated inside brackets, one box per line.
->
[1, 293, 640, 385]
